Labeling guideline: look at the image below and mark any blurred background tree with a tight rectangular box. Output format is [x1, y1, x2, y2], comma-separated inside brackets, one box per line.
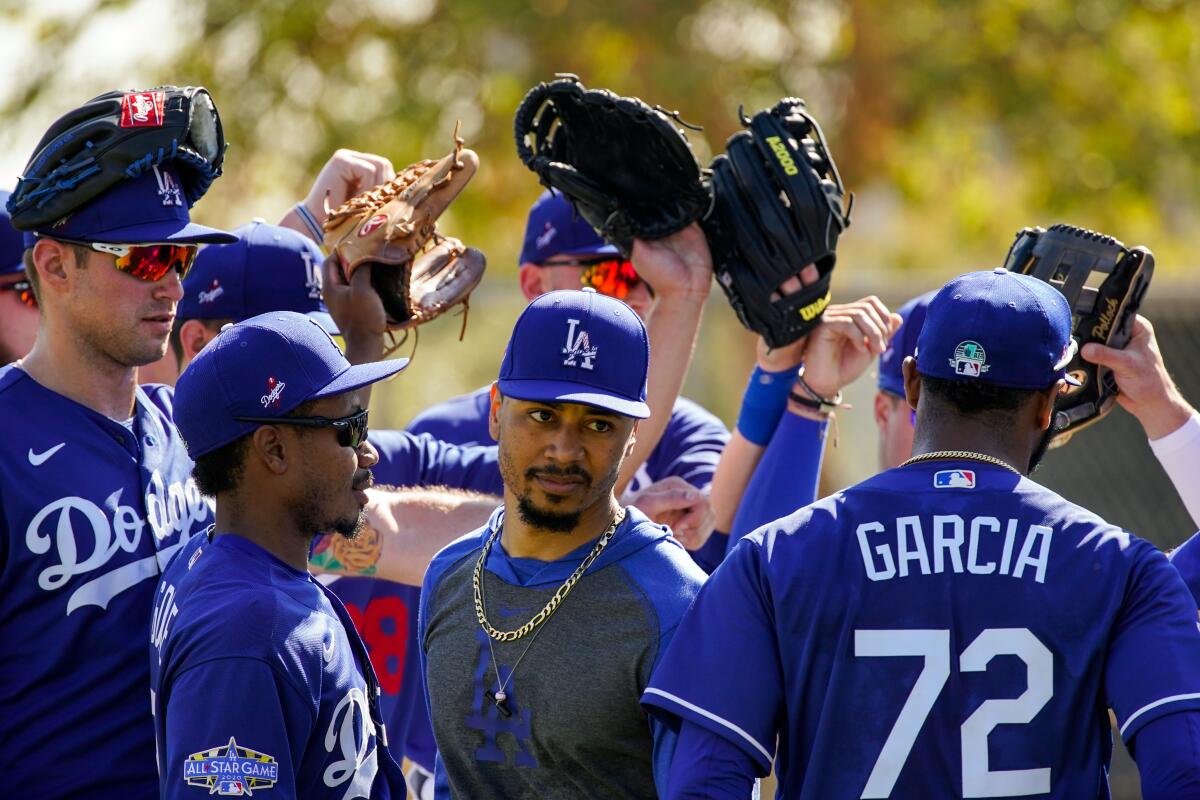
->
[2, 2, 1197, 793]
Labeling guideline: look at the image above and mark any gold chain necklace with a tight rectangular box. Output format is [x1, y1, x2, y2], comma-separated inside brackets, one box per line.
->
[473, 507, 625, 643]
[900, 450, 1021, 475]
[473, 507, 625, 716]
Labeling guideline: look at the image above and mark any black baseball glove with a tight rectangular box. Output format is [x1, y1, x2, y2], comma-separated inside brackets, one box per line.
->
[702, 98, 852, 348]
[1004, 223, 1154, 444]
[513, 75, 710, 255]
[7, 86, 226, 230]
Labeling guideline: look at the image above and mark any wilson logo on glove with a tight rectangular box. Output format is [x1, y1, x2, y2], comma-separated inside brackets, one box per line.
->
[120, 91, 165, 127]
[766, 136, 799, 176]
[799, 291, 831, 322]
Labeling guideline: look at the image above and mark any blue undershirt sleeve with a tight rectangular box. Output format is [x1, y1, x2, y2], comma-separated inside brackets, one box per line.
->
[729, 412, 827, 548]
[689, 530, 729, 574]
[666, 719, 759, 799]
[1129, 710, 1200, 799]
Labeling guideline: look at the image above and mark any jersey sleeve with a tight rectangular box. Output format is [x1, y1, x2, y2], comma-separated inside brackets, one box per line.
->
[1168, 531, 1200, 607]
[666, 718, 759, 800]
[642, 538, 782, 776]
[368, 429, 502, 495]
[642, 400, 730, 490]
[729, 412, 827, 546]
[162, 658, 312, 799]
[1105, 544, 1200, 742]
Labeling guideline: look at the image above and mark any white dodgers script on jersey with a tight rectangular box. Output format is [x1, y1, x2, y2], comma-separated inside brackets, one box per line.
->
[24, 471, 209, 614]
[323, 687, 378, 800]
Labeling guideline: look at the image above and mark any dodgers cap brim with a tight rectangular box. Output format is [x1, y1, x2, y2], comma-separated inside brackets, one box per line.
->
[498, 377, 650, 419]
[315, 357, 409, 399]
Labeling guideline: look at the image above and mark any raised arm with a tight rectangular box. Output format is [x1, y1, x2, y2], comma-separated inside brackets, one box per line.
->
[310, 486, 499, 586]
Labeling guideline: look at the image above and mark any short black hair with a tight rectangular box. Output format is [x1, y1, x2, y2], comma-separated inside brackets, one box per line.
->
[190, 398, 325, 496]
[192, 436, 249, 497]
[920, 376, 1034, 425]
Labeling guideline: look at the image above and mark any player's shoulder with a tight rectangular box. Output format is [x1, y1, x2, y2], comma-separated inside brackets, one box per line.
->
[1169, 531, 1200, 607]
[424, 521, 491, 596]
[669, 395, 729, 434]
[611, 508, 707, 613]
[136, 381, 176, 419]
[405, 386, 491, 438]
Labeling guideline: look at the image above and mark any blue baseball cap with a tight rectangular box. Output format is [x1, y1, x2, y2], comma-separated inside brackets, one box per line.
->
[22, 166, 235, 247]
[498, 288, 650, 418]
[178, 220, 336, 334]
[174, 311, 408, 459]
[916, 268, 1080, 390]
[0, 191, 23, 276]
[519, 190, 619, 266]
[878, 290, 935, 396]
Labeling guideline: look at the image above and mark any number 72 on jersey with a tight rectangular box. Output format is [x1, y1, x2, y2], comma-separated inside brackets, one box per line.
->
[855, 627, 1053, 799]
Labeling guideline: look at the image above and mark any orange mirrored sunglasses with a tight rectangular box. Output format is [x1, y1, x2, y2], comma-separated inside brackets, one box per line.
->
[0, 277, 36, 309]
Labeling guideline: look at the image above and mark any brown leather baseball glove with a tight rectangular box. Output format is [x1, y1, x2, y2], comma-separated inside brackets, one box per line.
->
[323, 133, 485, 333]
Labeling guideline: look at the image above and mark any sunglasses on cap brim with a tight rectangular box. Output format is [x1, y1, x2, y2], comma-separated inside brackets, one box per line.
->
[39, 235, 198, 282]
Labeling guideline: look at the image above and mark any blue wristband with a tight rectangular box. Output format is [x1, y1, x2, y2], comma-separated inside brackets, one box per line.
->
[735, 365, 796, 446]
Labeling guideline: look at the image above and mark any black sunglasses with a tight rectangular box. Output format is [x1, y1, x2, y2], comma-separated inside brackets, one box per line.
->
[234, 409, 369, 449]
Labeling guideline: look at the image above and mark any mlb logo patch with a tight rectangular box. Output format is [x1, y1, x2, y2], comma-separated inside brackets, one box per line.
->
[934, 469, 976, 489]
[120, 91, 165, 127]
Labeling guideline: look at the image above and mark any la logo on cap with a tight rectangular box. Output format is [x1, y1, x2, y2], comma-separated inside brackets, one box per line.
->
[153, 165, 183, 208]
[536, 221, 557, 250]
[562, 318, 597, 371]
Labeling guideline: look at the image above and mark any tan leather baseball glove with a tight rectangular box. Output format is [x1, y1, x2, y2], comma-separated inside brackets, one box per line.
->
[323, 132, 485, 333]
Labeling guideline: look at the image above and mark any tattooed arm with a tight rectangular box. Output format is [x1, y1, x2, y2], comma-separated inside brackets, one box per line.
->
[310, 486, 499, 586]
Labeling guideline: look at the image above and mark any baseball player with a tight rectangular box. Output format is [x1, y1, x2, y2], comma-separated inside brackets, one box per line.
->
[421, 285, 707, 799]
[644, 269, 1200, 798]
[0, 190, 38, 365]
[153, 311, 409, 798]
[150, 213, 507, 797]
[408, 189, 729, 564]
[0, 97, 236, 795]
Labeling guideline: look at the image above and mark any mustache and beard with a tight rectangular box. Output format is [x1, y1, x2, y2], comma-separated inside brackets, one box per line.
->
[517, 463, 594, 533]
[293, 468, 373, 540]
[499, 445, 624, 535]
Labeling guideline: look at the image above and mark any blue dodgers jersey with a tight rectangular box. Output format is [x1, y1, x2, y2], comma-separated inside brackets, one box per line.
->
[151, 532, 406, 799]
[644, 461, 1200, 799]
[325, 429, 503, 772]
[406, 387, 729, 493]
[0, 367, 211, 798]
[1169, 531, 1200, 607]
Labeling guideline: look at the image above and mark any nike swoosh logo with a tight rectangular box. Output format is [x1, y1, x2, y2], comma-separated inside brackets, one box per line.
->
[323, 634, 336, 663]
[28, 443, 66, 466]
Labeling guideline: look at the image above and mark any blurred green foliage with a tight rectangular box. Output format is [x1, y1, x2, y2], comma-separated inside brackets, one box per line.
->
[2, 0, 1198, 436]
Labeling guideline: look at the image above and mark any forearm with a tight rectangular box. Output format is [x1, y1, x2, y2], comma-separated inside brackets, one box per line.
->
[1149, 410, 1200, 530]
[617, 291, 708, 493]
[311, 486, 499, 585]
[730, 409, 828, 543]
[710, 433, 765, 533]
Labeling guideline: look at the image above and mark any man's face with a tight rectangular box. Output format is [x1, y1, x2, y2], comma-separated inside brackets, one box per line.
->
[49, 243, 188, 368]
[287, 391, 378, 540]
[492, 394, 635, 532]
[0, 271, 38, 365]
[528, 256, 655, 321]
[875, 390, 916, 470]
